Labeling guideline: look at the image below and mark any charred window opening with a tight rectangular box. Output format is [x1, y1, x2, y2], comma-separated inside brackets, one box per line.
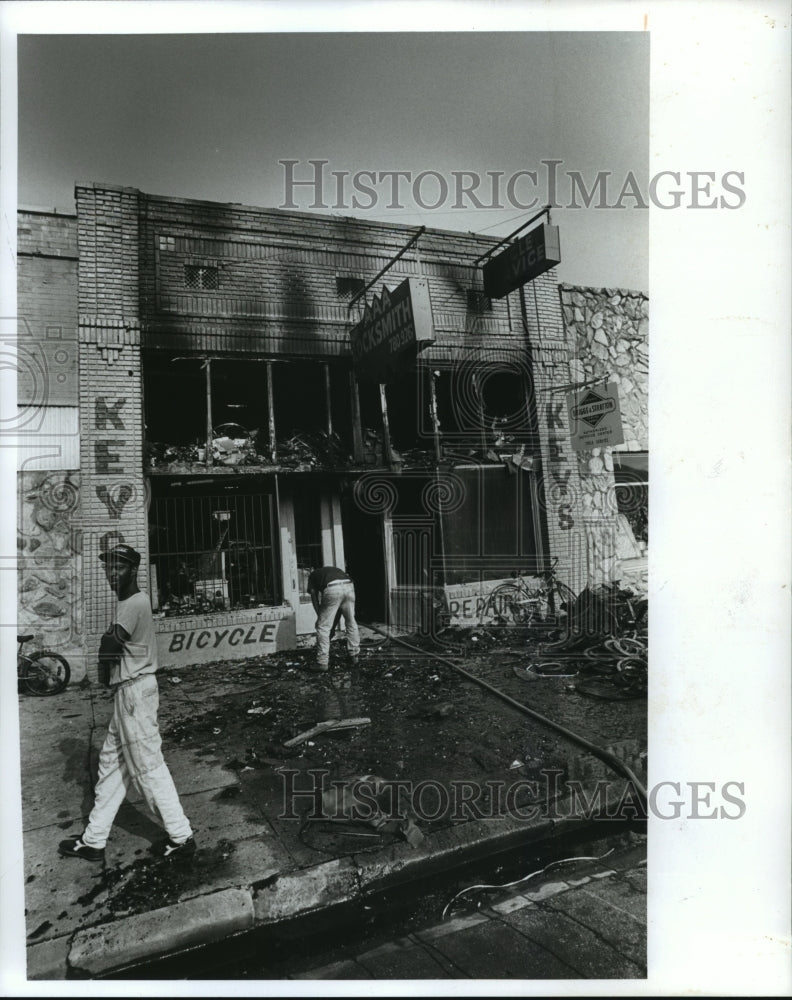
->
[328, 363, 354, 454]
[336, 276, 366, 297]
[384, 368, 429, 453]
[479, 368, 532, 449]
[433, 369, 471, 439]
[144, 353, 206, 453]
[272, 362, 325, 437]
[144, 353, 273, 467]
[466, 289, 492, 313]
[148, 477, 279, 614]
[356, 378, 386, 465]
[211, 358, 270, 445]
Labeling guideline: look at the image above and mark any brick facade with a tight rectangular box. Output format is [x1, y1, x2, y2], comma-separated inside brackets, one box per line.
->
[20, 185, 648, 677]
[76, 186, 148, 660]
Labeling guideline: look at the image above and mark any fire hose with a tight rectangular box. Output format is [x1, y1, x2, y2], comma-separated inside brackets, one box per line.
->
[358, 621, 648, 805]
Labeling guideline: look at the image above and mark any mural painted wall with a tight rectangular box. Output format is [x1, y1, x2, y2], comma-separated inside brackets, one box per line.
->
[18, 471, 85, 677]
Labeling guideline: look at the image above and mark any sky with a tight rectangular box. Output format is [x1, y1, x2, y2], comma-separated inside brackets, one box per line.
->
[18, 31, 649, 291]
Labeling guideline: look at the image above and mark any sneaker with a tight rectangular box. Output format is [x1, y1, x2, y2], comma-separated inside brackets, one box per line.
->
[58, 834, 104, 862]
[153, 835, 196, 859]
[308, 662, 329, 673]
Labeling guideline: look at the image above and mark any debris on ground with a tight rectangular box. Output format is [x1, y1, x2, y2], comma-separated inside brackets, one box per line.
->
[284, 717, 371, 748]
[318, 773, 425, 848]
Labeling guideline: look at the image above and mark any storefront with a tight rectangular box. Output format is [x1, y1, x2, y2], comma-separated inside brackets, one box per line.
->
[17, 186, 647, 680]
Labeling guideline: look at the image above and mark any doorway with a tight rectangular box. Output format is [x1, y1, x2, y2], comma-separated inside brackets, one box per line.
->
[341, 488, 387, 623]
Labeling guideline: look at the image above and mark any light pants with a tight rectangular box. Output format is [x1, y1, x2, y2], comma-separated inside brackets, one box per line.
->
[316, 582, 360, 666]
[83, 673, 193, 849]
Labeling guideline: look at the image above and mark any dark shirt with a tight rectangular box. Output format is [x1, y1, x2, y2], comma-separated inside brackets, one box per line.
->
[308, 566, 351, 592]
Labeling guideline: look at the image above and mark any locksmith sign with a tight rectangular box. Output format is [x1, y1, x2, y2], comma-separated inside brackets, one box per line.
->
[482, 224, 561, 299]
[350, 276, 435, 382]
[567, 382, 624, 451]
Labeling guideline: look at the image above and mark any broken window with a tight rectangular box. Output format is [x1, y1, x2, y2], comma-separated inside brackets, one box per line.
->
[355, 377, 386, 466]
[148, 477, 279, 614]
[144, 354, 359, 470]
[384, 367, 431, 455]
[336, 276, 366, 298]
[328, 363, 354, 455]
[144, 353, 207, 462]
[466, 289, 492, 313]
[144, 353, 273, 467]
[271, 360, 351, 468]
[211, 358, 272, 463]
[613, 452, 648, 548]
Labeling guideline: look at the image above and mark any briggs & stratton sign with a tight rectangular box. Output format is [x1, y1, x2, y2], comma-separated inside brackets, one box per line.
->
[567, 382, 625, 450]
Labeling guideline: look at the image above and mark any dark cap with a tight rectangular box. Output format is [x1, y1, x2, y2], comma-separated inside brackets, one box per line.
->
[99, 543, 141, 568]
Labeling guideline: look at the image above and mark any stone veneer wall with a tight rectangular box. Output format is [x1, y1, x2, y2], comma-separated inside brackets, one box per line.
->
[18, 471, 85, 678]
[559, 285, 648, 590]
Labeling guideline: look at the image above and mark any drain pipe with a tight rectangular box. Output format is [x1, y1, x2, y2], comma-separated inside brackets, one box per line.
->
[359, 621, 648, 804]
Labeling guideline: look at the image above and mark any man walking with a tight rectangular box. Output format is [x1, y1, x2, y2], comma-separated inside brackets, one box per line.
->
[307, 565, 361, 672]
[58, 543, 195, 863]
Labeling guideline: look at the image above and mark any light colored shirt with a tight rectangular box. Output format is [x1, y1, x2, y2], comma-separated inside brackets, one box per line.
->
[113, 591, 158, 683]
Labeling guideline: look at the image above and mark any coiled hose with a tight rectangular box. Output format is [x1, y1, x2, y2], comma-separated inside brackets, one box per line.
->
[359, 621, 648, 805]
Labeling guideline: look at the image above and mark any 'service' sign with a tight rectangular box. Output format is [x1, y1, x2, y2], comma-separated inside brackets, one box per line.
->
[482, 223, 561, 299]
[350, 277, 434, 382]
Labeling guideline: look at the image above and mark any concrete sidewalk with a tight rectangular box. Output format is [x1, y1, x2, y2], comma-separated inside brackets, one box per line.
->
[17, 641, 647, 980]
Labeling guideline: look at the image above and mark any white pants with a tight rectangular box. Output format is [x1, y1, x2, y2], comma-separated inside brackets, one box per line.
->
[83, 673, 193, 849]
[316, 582, 360, 666]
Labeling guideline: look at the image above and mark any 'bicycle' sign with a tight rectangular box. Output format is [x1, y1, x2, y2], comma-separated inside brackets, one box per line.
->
[567, 382, 624, 451]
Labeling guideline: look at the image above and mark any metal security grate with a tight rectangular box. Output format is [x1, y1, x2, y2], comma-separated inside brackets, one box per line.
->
[335, 275, 366, 297]
[149, 491, 277, 614]
[184, 264, 219, 290]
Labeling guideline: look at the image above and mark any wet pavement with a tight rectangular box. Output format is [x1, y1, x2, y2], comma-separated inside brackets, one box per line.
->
[14, 624, 647, 979]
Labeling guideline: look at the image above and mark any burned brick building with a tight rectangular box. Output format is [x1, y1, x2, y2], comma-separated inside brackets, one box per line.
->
[17, 184, 648, 680]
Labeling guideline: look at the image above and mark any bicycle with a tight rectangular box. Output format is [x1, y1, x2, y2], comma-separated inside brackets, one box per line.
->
[17, 634, 71, 696]
[479, 558, 577, 627]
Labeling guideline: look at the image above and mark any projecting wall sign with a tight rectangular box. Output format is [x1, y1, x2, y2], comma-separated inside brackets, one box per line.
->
[350, 276, 435, 382]
[482, 224, 561, 299]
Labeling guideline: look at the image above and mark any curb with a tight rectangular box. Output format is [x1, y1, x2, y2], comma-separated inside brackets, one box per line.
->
[68, 888, 254, 977]
[32, 808, 602, 978]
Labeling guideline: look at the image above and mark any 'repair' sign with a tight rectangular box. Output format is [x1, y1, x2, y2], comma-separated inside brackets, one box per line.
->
[482, 223, 561, 299]
[350, 277, 435, 382]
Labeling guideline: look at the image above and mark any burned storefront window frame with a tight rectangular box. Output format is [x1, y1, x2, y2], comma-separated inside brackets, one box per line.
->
[143, 352, 359, 471]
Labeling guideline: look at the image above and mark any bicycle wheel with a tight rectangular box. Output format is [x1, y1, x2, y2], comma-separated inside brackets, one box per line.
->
[22, 650, 70, 696]
[486, 585, 535, 625]
[553, 578, 577, 615]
